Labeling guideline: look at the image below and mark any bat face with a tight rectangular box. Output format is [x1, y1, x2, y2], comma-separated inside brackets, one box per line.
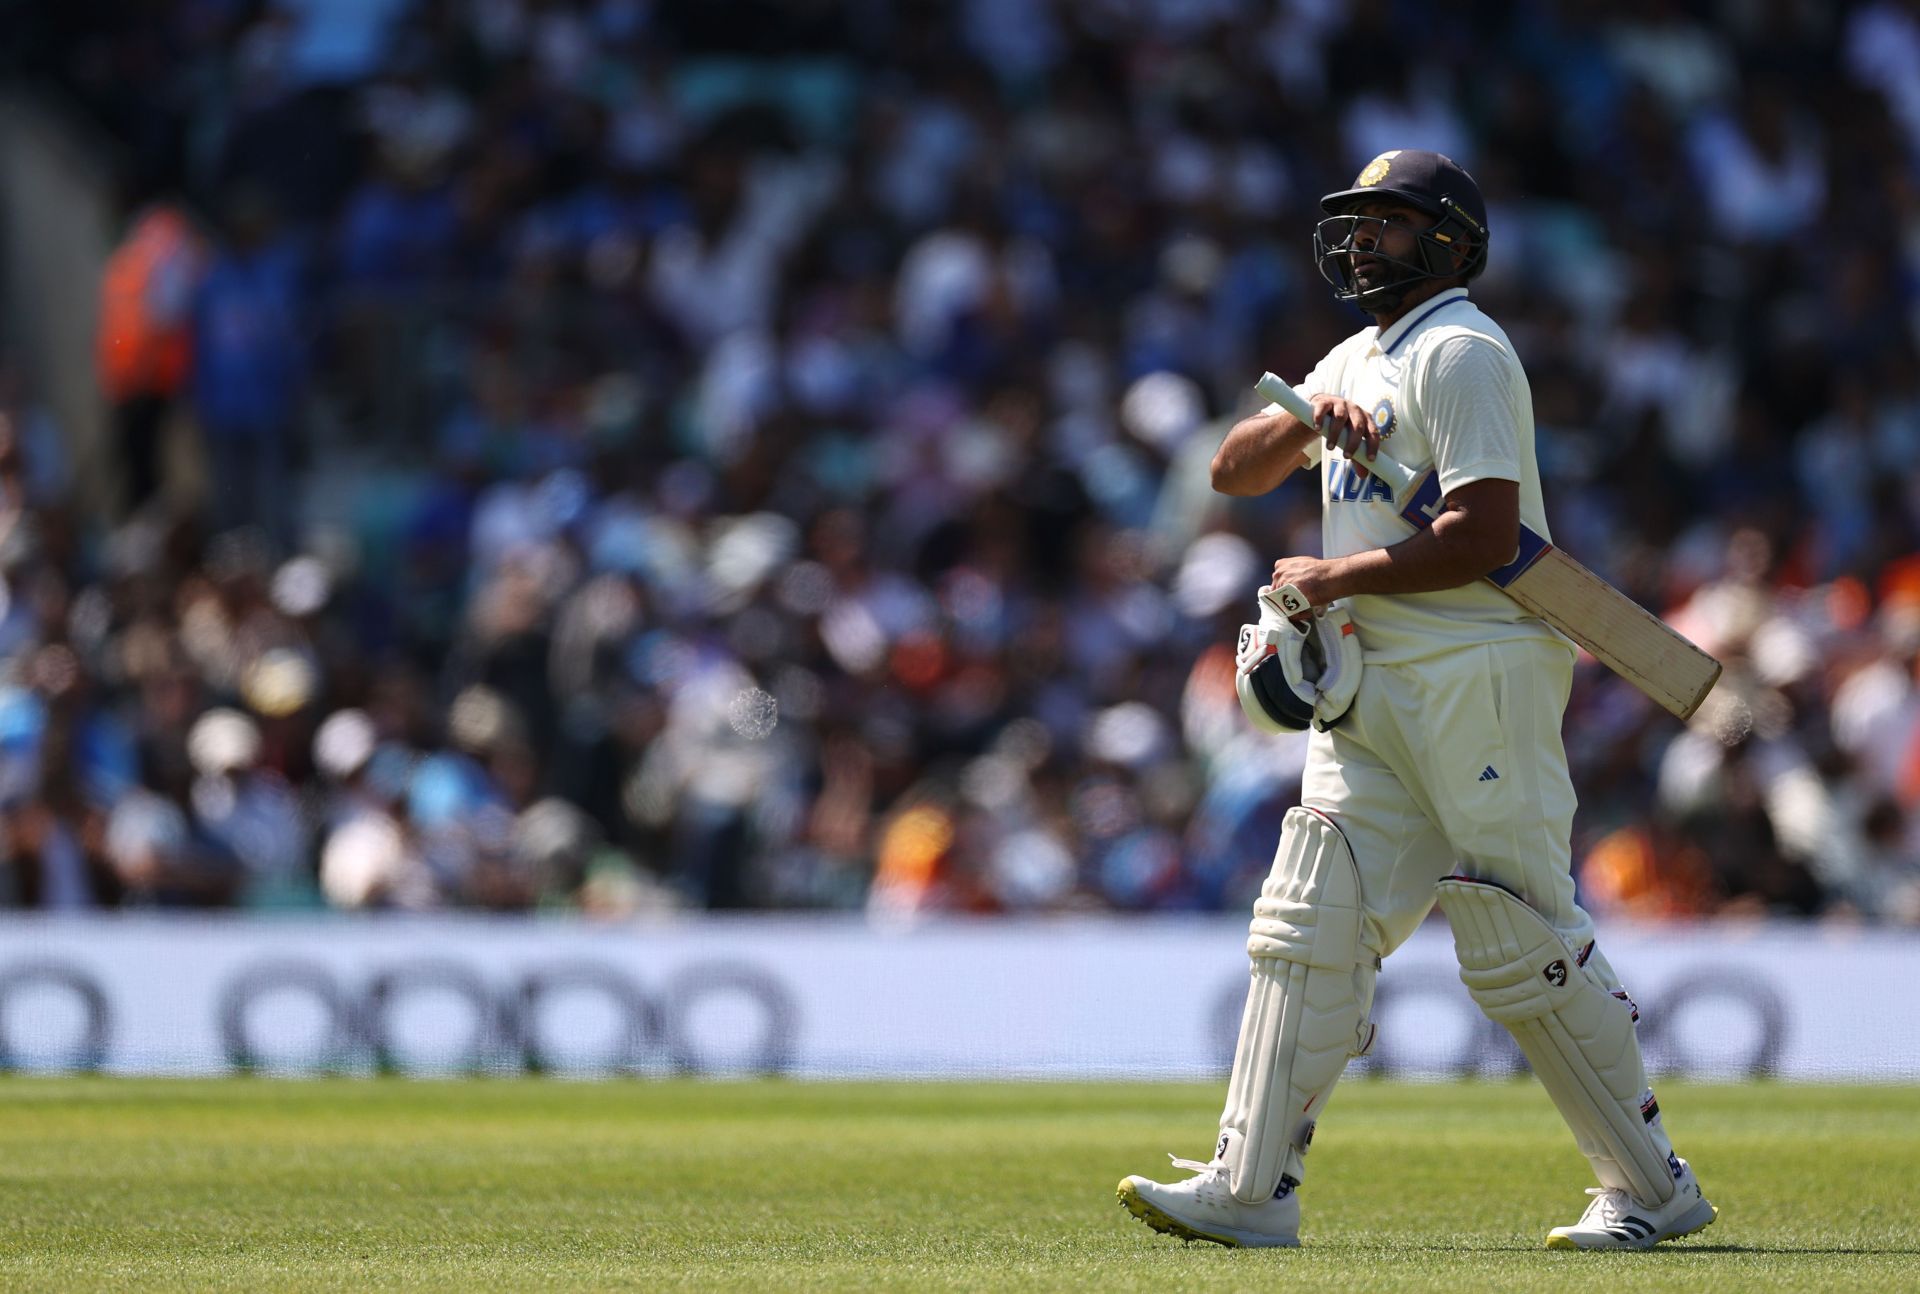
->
[1393, 467, 1718, 719]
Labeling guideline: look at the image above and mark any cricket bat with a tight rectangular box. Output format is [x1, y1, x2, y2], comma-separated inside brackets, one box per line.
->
[1253, 372, 1722, 720]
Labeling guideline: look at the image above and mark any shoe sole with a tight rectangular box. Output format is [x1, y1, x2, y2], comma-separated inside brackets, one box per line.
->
[1114, 1179, 1300, 1249]
[1544, 1202, 1719, 1251]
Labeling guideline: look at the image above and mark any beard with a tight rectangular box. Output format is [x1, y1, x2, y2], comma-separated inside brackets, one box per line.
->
[1348, 256, 1421, 312]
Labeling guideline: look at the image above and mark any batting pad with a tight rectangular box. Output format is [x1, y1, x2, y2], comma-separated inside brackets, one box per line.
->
[1436, 878, 1676, 1206]
[1221, 808, 1377, 1204]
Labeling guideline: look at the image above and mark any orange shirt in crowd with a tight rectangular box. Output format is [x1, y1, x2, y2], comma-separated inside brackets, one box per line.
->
[1579, 823, 1719, 918]
[98, 206, 201, 402]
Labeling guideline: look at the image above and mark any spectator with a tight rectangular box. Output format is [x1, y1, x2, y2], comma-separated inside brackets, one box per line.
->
[96, 203, 204, 516]
[190, 186, 307, 544]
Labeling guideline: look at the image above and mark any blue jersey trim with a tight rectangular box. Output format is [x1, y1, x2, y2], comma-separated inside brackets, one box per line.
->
[1398, 470, 1552, 586]
[1380, 290, 1468, 356]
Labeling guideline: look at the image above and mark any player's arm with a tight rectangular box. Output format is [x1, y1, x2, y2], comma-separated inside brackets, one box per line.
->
[1271, 336, 1525, 600]
[1269, 477, 1520, 602]
[1211, 394, 1374, 496]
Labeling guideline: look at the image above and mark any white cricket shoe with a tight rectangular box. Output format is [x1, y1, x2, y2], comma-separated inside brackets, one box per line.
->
[1544, 1157, 1718, 1250]
[1116, 1145, 1301, 1248]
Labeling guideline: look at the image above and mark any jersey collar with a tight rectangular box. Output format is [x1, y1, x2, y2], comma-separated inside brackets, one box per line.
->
[1372, 287, 1469, 357]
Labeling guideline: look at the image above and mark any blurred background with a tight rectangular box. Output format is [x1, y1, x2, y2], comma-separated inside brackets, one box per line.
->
[0, 0, 1917, 939]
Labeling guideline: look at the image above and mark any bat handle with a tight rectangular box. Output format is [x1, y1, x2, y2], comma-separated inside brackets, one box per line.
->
[1255, 371, 1414, 495]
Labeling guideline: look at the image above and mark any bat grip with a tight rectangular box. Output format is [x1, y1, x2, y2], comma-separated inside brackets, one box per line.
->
[1254, 371, 1414, 495]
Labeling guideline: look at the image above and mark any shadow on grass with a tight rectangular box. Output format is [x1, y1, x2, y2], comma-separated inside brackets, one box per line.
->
[1663, 1245, 1920, 1256]
[1353, 1241, 1920, 1257]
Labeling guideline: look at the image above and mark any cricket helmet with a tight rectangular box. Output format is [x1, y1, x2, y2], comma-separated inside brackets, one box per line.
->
[1234, 592, 1362, 735]
[1313, 149, 1489, 312]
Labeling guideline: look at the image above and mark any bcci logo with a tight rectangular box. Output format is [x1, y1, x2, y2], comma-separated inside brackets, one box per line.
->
[1371, 398, 1396, 440]
[1543, 960, 1568, 987]
[1358, 151, 1399, 187]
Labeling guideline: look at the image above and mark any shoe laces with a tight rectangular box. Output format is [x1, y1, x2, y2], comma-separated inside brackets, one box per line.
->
[1577, 1187, 1630, 1225]
[1167, 1153, 1224, 1177]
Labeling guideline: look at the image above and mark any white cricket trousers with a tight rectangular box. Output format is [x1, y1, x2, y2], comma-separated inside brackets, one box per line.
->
[1300, 636, 1625, 986]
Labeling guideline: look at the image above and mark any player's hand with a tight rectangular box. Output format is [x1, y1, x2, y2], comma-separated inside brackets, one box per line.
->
[1306, 393, 1380, 469]
[1266, 556, 1342, 611]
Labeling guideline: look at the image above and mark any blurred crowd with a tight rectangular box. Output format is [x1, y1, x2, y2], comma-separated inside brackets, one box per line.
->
[2, 0, 1919, 921]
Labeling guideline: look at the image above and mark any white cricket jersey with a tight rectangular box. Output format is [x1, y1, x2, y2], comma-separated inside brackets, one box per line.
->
[1275, 287, 1573, 665]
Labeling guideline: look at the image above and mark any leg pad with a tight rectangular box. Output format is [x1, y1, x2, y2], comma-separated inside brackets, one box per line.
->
[1220, 808, 1376, 1203]
[1437, 877, 1676, 1206]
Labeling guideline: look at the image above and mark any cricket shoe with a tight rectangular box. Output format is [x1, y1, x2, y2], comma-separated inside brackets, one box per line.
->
[1544, 1156, 1718, 1250]
[1116, 1138, 1300, 1248]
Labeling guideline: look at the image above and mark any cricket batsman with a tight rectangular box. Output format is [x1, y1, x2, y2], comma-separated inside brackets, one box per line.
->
[1117, 150, 1718, 1250]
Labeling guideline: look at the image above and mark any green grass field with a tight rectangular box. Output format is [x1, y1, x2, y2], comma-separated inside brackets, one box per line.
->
[1, 1078, 1915, 1292]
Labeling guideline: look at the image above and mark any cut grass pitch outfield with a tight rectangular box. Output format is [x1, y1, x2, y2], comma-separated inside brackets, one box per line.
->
[2, 1079, 1916, 1292]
